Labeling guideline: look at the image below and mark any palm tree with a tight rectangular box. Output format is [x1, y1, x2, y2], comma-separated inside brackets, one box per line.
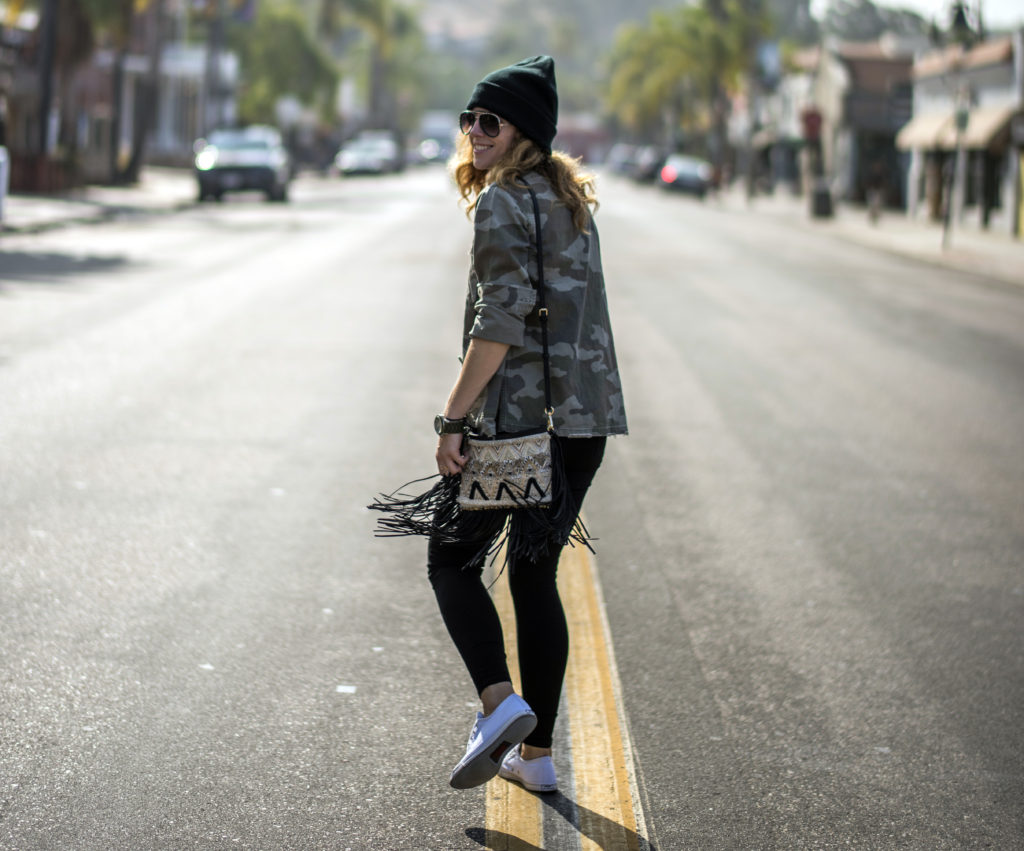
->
[605, 0, 771, 163]
[318, 0, 423, 133]
[606, 8, 721, 145]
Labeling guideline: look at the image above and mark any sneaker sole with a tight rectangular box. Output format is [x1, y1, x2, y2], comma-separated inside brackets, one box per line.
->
[498, 766, 558, 793]
[449, 712, 537, 790]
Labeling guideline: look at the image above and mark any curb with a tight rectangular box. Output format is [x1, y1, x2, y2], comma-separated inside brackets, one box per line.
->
[1, 199, 197, 236]
[717, 189, 1024, 289]
[1, 166, 198, 236]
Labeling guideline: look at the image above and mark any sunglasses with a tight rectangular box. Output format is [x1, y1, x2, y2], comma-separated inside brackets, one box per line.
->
[459, 111, 506, 138]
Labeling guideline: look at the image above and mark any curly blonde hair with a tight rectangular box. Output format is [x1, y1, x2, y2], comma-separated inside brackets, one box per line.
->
[450, 132, 598, 232]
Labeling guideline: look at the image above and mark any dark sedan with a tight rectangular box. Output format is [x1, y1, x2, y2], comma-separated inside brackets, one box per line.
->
[658, 154, 713, 198]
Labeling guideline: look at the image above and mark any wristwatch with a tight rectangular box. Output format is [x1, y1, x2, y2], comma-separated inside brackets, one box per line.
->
[434, 414, 467, 435]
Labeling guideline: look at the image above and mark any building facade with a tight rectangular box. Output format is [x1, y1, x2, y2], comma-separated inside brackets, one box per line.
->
[897, 30, 1024, 237]
[812, 36, 917, 208]
[1, 5, 237, 189]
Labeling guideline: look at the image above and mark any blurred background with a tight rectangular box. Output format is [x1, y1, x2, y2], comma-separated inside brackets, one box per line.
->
[0, 0, 1022, 233]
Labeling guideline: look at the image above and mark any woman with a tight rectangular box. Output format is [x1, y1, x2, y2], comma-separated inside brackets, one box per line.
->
[429, 56, 628, 792]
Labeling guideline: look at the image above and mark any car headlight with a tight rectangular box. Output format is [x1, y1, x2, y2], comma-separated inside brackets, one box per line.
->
[195, 148, 218, 171]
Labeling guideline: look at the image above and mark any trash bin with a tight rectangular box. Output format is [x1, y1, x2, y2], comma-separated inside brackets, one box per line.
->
[810, 177, 833, 219]
[0, 146, 9, 226]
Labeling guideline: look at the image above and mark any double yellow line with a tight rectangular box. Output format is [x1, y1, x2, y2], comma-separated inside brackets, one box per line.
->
[486, 540, 648, 850]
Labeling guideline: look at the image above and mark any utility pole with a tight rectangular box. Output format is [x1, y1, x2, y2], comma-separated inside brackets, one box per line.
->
[36, 0, 57, 155]
[941, 0, 976, 249]
[204, 0, 224, 135]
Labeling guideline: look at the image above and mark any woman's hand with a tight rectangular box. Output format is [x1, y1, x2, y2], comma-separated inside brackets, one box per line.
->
[435, 338, 510, 477]
[436, 433, 468, 477]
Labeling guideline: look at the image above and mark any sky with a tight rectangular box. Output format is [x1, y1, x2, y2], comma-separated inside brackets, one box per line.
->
[811, 0, 1023, 29]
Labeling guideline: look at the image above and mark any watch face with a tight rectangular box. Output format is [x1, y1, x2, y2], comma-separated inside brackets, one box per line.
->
[434, 415, 443, 435]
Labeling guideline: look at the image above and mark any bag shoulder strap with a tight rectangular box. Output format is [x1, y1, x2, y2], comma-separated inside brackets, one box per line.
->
[526, 186, 555, 433]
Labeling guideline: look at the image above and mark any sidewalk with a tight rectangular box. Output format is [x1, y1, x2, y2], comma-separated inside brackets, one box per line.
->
[1, 166, 196, 234]
[718, 185, 1024, 288]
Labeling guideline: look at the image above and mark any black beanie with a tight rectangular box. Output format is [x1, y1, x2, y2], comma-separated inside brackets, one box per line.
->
[466, 55, 558, 155]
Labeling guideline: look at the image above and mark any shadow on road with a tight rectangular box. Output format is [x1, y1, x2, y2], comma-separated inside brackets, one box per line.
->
[0, 251, 131, 285]
[466, 790, 656, 850]
[466, 830, 543, 851]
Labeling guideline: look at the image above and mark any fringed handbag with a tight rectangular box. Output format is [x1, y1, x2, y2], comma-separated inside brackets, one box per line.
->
[458, 429, 553, 510]
[369, 186, 591, 567]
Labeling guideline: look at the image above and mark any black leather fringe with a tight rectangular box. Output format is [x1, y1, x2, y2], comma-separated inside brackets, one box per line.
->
[368, 437, 593, 571]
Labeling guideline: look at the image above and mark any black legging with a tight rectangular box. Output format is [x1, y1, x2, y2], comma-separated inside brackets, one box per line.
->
[427, 436, 606, 749]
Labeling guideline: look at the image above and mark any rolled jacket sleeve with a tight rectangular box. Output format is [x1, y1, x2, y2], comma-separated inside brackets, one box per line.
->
[467, 185, 537, 347]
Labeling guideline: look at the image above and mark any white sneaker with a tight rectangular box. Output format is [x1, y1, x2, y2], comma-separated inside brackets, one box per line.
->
[449, 694, 537, 790]
[499, 745, 558, 792]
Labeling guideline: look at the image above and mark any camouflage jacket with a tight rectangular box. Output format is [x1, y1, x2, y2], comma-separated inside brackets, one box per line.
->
[463, 171, 628, 438]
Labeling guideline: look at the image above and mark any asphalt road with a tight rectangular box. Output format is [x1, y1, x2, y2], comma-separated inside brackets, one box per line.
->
[1, 168, 1021, 850]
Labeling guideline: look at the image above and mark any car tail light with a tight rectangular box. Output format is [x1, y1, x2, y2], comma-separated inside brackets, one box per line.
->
[660, 165, 677, 184]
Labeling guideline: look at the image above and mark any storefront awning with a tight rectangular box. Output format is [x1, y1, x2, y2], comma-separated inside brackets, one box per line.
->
[896, 112, 953, 150]
[937, 105, 1018, 150]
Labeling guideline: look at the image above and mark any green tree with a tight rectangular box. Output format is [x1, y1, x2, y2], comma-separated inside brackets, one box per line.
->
[605, 6, 725, 142]
[317, 0, 426, 133]
[228, 4, 338, 125]
[604, 0, 771, 159]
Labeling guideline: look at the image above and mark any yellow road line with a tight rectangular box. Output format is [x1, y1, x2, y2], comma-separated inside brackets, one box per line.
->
[484, 538, 646, 850]
[487, 563, 543, 848]
[561, 543, 644, 850]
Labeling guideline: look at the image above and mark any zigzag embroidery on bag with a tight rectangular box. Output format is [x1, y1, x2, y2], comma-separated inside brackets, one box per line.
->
[468, 481, 490, 501]
[494, 481, 524, 503]
[522, 478, 548, 501]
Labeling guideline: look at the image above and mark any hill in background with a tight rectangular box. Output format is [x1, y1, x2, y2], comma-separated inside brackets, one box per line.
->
[418, 0, 684, 48]
[415, 0, 691, 110]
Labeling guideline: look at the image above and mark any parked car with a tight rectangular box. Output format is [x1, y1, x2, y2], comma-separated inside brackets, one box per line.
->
[194, 126, 291, 202]
[658, 154, 714, 198]
[628, 146, 667, 183]
[605, 143, 639, 176]
[335, 133, 403, 175]
[410, 136, 454, 166]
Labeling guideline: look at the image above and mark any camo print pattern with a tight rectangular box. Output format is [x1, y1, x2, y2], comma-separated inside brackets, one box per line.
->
[463, 172, 628, 438]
